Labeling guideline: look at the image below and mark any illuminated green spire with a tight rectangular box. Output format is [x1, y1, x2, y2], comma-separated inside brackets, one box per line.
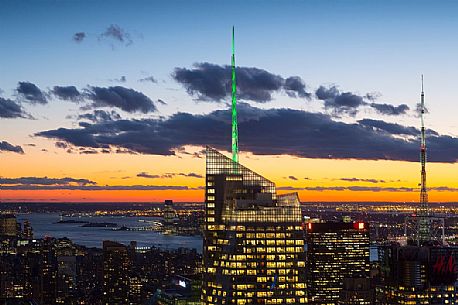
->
[231, 26, 239, 164]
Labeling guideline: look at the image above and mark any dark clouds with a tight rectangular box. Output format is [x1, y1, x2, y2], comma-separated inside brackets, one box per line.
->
[137, 172, 204, 179]
[0, 141, 24, 154]
[277, 185, 458, 192]
[73, 32, 86, 43]
[51, 85, 157, 113]
[369, 103, 410, 115]
[85, 86, 157, 113]
[78, 110, 121, 122]
[0, 176, 95, 186]
[139, 76, 157, 83]
[52, 86, 82, 102]
[338, 177, 385, 183]
[316, 85, 409, 116]
[35, 103, 458, 162]
[17, 82, 48, 104]
[0, 98, 28, 118]
[0, 184, 201, 191]
[99, 24, 133, 46]
[173, 62, 311, 102]
[358, 119, 419, 136]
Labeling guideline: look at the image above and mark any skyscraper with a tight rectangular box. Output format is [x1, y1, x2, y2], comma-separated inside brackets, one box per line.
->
[201, 147, 307, 304]
[376, 244, 458, 304]
[0, 215, 18, 237]
[306, 221, 371, 305]
[103, 240, 131, 305]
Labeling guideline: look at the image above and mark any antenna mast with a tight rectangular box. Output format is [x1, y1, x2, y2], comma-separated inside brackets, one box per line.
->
[231, 26, 239, 164]
[418, 75, 430, 243]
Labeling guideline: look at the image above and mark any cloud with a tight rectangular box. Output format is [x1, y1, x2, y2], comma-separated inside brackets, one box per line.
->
[139, 76, 157, 83]
[99, 24, 133, 46]
[78, 110, 121, 122]
[338, 177, 385, 183]
[73, 32, 86, 43]
[316, 85, 409, 116]
[284, 77, 311, 99]
[358, 119, 440, 137]
[287, 175, 298, 181]
[0, 176, 96, 186]
[173, 62, 311, 103]
[0, 141, 24, 154]
[52, 86, 82, 102]
[0, 98, 29, 118]
[137, 172, 161, 179]
[85, 86, 157, 113]
[0, 184, 201, 191]
[55, 142, 68, 149]
[17, 82, 48, 104]
[277, 185, 458, 192]
[369, 103, 410, 115]
[137, 172, 204, 179]
[111, 76, 126, 83]
[316, 85, 364, 116]
[35, 103, 458, 162]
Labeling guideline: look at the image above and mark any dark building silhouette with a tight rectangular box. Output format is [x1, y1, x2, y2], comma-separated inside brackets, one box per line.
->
[307, 221, 370, 305]
[376, 244, 458, 304]
[102, 240, 130, 305]
[339, 278, 373, 305]
[201, 147, 307, 304]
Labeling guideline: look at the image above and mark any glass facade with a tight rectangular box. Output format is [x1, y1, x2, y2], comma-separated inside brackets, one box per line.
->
[376, 245, 458, 304]
[306, 221, 370, 305]
[202, 147, 307, 304]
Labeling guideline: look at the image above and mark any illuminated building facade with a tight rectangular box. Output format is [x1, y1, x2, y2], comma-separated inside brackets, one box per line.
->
[201, 147, 307, 304]
[306, 221, 370, 305]
[0, 215, 18, 237]
[103, 240, 131, 305]
[376, 244, 458, 304]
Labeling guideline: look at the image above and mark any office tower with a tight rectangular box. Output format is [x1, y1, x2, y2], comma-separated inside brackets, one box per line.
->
[306, 221, 370, 305]
[163, 200, 177, 224]
[40, 238, 58, 305]
[0, 214, 18, 237]
[22, 219, 33, 240]
[376, 244, 458, 304]
[201, 147, 307, 304]
[103, 240, 130, 305]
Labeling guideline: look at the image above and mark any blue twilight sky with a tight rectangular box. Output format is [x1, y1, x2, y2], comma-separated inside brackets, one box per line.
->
[1, 0, 458, 148]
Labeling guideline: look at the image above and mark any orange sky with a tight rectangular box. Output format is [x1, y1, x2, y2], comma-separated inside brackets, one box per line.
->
[1, 145, 458, 203]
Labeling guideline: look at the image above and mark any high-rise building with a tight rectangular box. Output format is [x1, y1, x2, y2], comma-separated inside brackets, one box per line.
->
[163, 200, 177, 224]
[0, 215, 18, 237]
[103, 240, 131, 305]
[306, 221, 371, 305]
[22, 220, 33, 240]
[201, 147, 307, 304]
[376, 244, 458, 304]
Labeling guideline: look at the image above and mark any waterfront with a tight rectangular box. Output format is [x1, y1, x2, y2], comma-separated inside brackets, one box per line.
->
[16, 213, 203, 252]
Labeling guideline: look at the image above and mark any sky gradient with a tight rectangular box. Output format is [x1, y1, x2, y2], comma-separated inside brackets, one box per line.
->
[1, 0, 458, 203]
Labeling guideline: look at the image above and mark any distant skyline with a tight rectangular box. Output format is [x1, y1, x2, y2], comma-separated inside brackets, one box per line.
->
[1, 0, 458, 202]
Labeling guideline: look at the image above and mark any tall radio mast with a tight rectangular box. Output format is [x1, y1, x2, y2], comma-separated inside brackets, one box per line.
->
[418, 75, 430, 243]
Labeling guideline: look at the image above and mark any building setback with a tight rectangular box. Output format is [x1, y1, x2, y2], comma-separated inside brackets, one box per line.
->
[201, 147, 307, 304]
